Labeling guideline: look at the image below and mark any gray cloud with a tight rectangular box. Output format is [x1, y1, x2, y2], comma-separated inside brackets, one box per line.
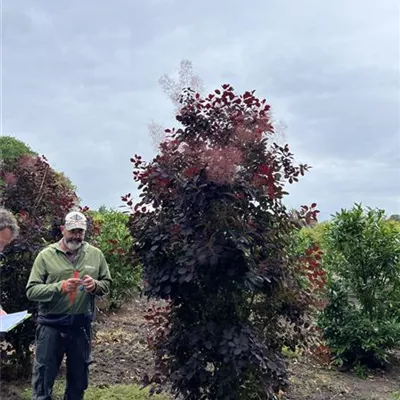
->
[2, 0, 399, 219]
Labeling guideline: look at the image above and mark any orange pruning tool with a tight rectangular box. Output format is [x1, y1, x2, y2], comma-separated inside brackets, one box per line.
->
[68, 270, 81, 306]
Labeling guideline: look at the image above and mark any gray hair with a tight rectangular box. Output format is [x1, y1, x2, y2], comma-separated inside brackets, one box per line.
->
[0, 207, 20, 239]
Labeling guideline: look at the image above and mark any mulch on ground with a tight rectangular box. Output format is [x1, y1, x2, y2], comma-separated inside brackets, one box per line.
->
[1, 297, 399, 399]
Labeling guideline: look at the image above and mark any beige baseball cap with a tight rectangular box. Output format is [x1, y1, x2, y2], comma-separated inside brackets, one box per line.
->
[64, 211, 87, 231]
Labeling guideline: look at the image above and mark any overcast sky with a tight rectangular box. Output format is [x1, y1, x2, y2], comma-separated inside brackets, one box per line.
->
[1, 0, 399, 220]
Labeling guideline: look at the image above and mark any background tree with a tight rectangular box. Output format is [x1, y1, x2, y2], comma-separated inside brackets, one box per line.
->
[0, 136, 76, 191]
[0, 151, 78, 378]
[0, 135, 37, 166]
[389, 214, 400, 222]
[89, 206, 141, 311]
[318, 204, 400, 368]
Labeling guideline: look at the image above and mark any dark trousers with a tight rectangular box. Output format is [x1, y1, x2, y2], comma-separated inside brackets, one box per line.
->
[31, 324, 92, 400]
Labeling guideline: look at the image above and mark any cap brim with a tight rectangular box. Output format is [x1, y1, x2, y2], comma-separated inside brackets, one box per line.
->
[65, 224, 87, 231]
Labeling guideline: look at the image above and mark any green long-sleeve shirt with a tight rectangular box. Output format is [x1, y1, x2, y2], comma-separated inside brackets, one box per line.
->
[26, 241, 112, 316]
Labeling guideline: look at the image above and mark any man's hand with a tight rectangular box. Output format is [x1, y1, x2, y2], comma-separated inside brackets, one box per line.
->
[0, 309, 7, 316]
[61, 278, 81, 294]
[82, 275, 96, 293]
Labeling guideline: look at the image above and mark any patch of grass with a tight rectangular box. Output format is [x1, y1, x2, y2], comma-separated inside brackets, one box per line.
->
[353, 361, 369, 380]
[282, 345, 302, 360]
[20, 381, 169, 400]
[392, 392, 400, 400]
[289, 369, 337, 397]
[95, 328, 133, 344]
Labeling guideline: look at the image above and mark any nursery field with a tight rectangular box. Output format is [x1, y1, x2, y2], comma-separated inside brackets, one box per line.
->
[2, 296, 399, 400]
[1, 85, 400, 400]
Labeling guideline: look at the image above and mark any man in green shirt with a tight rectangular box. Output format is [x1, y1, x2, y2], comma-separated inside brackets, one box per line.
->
[26, 211, 112, 400]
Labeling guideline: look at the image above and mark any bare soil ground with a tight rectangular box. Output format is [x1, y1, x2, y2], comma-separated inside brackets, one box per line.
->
[287, 354, 399, 400]
[1, 297, 399, 399]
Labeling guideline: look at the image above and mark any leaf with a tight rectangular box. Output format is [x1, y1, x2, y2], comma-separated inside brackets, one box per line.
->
[210, 253, 219, 267]
[164, 285, 171, 294]
[178, 267, 187, 275]
[185, 272, 194, 282]
[160, 274, 170, 282]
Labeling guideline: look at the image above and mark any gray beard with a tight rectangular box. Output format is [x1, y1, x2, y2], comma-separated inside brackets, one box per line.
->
[63, 239, 82, 252]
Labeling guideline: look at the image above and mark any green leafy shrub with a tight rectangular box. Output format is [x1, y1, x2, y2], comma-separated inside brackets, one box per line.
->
[127, 83, 318, 399]
[392, 391, 400, 400]
[318, 204, 400, 367]
[296, 221, 330, 252]
[92, 207, 141, 310]
[0, 135, 37, 166]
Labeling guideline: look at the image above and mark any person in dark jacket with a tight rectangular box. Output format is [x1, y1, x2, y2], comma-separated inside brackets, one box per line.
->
[0, 207, 20, 315]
